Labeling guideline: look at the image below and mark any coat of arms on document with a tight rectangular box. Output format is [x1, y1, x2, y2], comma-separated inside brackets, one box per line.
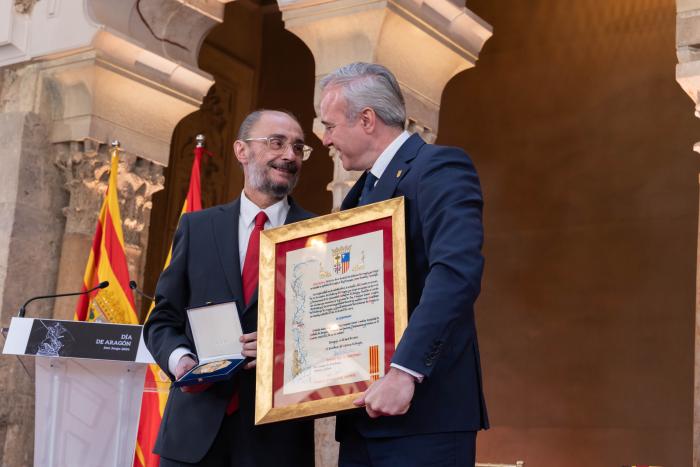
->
[332, 246, 351, 275]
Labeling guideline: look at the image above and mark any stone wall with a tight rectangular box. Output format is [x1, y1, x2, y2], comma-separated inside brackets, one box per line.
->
[0, 110, 66, 466]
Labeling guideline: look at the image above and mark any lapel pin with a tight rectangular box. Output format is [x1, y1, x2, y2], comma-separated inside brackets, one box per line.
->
[396, 169, 402, 178]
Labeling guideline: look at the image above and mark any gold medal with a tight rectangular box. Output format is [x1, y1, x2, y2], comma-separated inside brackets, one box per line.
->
[193, 360, 232, 375]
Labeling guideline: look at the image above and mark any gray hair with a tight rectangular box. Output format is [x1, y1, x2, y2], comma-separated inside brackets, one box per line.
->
[320, 62, 406, 129]
[236, 109, 303, 140]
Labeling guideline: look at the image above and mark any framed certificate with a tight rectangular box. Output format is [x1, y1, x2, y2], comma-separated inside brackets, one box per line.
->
[255, 197, 408, 424]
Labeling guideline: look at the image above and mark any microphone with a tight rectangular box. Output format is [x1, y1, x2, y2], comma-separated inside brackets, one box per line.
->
[129, 280, 155, 302]
[18, 281, 109, 318]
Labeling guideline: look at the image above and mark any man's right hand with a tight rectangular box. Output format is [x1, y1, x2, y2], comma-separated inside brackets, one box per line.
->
[175, 354, 212, 393]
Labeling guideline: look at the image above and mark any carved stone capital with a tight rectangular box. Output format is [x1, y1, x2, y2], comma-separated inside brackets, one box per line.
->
[279, 0, 491, 135]
[2, 0, 224, 73]
[0, 47, 210, 165]
[13, 0, 38, 15]
[54, 141, 164, 248]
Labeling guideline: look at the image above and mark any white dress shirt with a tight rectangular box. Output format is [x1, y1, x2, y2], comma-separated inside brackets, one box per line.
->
[238, 190, 290, 269]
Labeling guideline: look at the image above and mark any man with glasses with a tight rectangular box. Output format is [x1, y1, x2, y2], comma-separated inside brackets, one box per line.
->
[145, 110, 315, 466]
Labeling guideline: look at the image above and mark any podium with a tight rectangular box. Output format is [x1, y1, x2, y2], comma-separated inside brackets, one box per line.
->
[2, 317, 156, 467]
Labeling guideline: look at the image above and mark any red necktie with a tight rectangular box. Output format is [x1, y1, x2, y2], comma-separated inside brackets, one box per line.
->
[241, 211, 268, 305]
[227, 211, 268, 415]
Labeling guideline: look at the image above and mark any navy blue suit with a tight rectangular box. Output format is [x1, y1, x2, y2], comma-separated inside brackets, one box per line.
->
[144, 198, 315, 466]
[337, 134, 488, 450]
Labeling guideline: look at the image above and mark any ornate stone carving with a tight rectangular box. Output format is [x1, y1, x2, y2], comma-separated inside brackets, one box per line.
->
[54, 140, 164, 248]
[406, 118, 436, 144]
[13, 0, 37, 15]
[2, 0, 224, 73]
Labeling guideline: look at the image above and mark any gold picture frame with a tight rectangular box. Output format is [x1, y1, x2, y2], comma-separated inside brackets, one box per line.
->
[255, 197, 408, 425]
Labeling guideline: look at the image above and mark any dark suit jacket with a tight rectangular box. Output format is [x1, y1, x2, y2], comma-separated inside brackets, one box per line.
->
[144, 197, 315, 465]
[337, 133, 489, 439]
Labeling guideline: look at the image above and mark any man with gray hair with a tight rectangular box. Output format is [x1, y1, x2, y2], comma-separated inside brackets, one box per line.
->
[319, 63, 488, 466]
[145, 109, 315, 466]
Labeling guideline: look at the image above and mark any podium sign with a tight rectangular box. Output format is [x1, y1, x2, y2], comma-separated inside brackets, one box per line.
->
[3, 317, 155, 467]
[6, 318, 145, 360]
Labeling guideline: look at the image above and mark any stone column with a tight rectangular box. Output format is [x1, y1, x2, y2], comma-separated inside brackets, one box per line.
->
[276, 1, 492, 464]
[0, 1, 222, 464]
[676, 2, 700, 465]
[0, 111, 66, 466]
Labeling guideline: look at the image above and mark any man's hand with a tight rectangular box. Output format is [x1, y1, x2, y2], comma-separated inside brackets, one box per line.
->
[175, 354, 212, 393]
[353, 367, 416, 418]
[241, 332, 257, 369]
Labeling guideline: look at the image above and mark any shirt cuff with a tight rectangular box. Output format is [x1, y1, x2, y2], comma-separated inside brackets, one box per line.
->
[168, 346, 196, 376]
[390, 363, 424, 383]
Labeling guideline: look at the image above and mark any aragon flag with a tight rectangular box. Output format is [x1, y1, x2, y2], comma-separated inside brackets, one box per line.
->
[74, 143, 138, 325]
[134, 136, 207, 467]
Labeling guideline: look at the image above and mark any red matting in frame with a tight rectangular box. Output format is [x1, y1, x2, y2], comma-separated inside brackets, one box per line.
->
[271, 217, 395, 409]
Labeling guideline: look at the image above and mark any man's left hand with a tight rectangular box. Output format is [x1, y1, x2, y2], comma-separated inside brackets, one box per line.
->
[241, 332, 257, 369]
[353, 367, 415, 418]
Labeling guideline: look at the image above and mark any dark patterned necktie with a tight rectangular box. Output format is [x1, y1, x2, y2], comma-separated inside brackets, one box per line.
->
[358, 171, 378, 206]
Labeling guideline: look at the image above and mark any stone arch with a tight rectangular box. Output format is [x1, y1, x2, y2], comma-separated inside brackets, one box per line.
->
[140, 1, 332, 317]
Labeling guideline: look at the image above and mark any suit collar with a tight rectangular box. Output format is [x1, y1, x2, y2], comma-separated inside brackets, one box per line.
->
[369, 131, 411, 180]
[211, 200, 245, 314]
[341, 172, 365, 210]
[341, 132, 424, 209]
[284, 196, 310, 224]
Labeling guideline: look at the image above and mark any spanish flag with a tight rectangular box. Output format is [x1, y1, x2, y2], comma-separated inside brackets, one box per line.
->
[134, 137, 206, 467]
[74, 143, 138, 324]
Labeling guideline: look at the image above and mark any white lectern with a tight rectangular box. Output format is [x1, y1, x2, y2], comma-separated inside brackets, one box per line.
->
[2, 317, 155, 467]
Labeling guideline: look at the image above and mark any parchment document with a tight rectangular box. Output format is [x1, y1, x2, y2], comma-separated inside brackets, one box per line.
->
[283, 230, 386, 394]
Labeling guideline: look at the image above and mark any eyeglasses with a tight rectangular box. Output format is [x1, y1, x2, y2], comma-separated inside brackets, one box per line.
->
[244, 136, 313, 161]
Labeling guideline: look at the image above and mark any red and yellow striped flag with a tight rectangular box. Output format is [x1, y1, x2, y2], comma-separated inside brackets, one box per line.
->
[134, 137, 206, 467]
[369, 344, 380, 381]
[74, 144, 138, 324]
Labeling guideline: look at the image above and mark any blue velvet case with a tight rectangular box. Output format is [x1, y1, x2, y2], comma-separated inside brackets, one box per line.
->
[172, 357, 247, 387]
[173, 301, 245, 388]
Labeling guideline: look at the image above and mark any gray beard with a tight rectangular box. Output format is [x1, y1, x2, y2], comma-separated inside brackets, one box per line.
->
[247, 160, 298, 199]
